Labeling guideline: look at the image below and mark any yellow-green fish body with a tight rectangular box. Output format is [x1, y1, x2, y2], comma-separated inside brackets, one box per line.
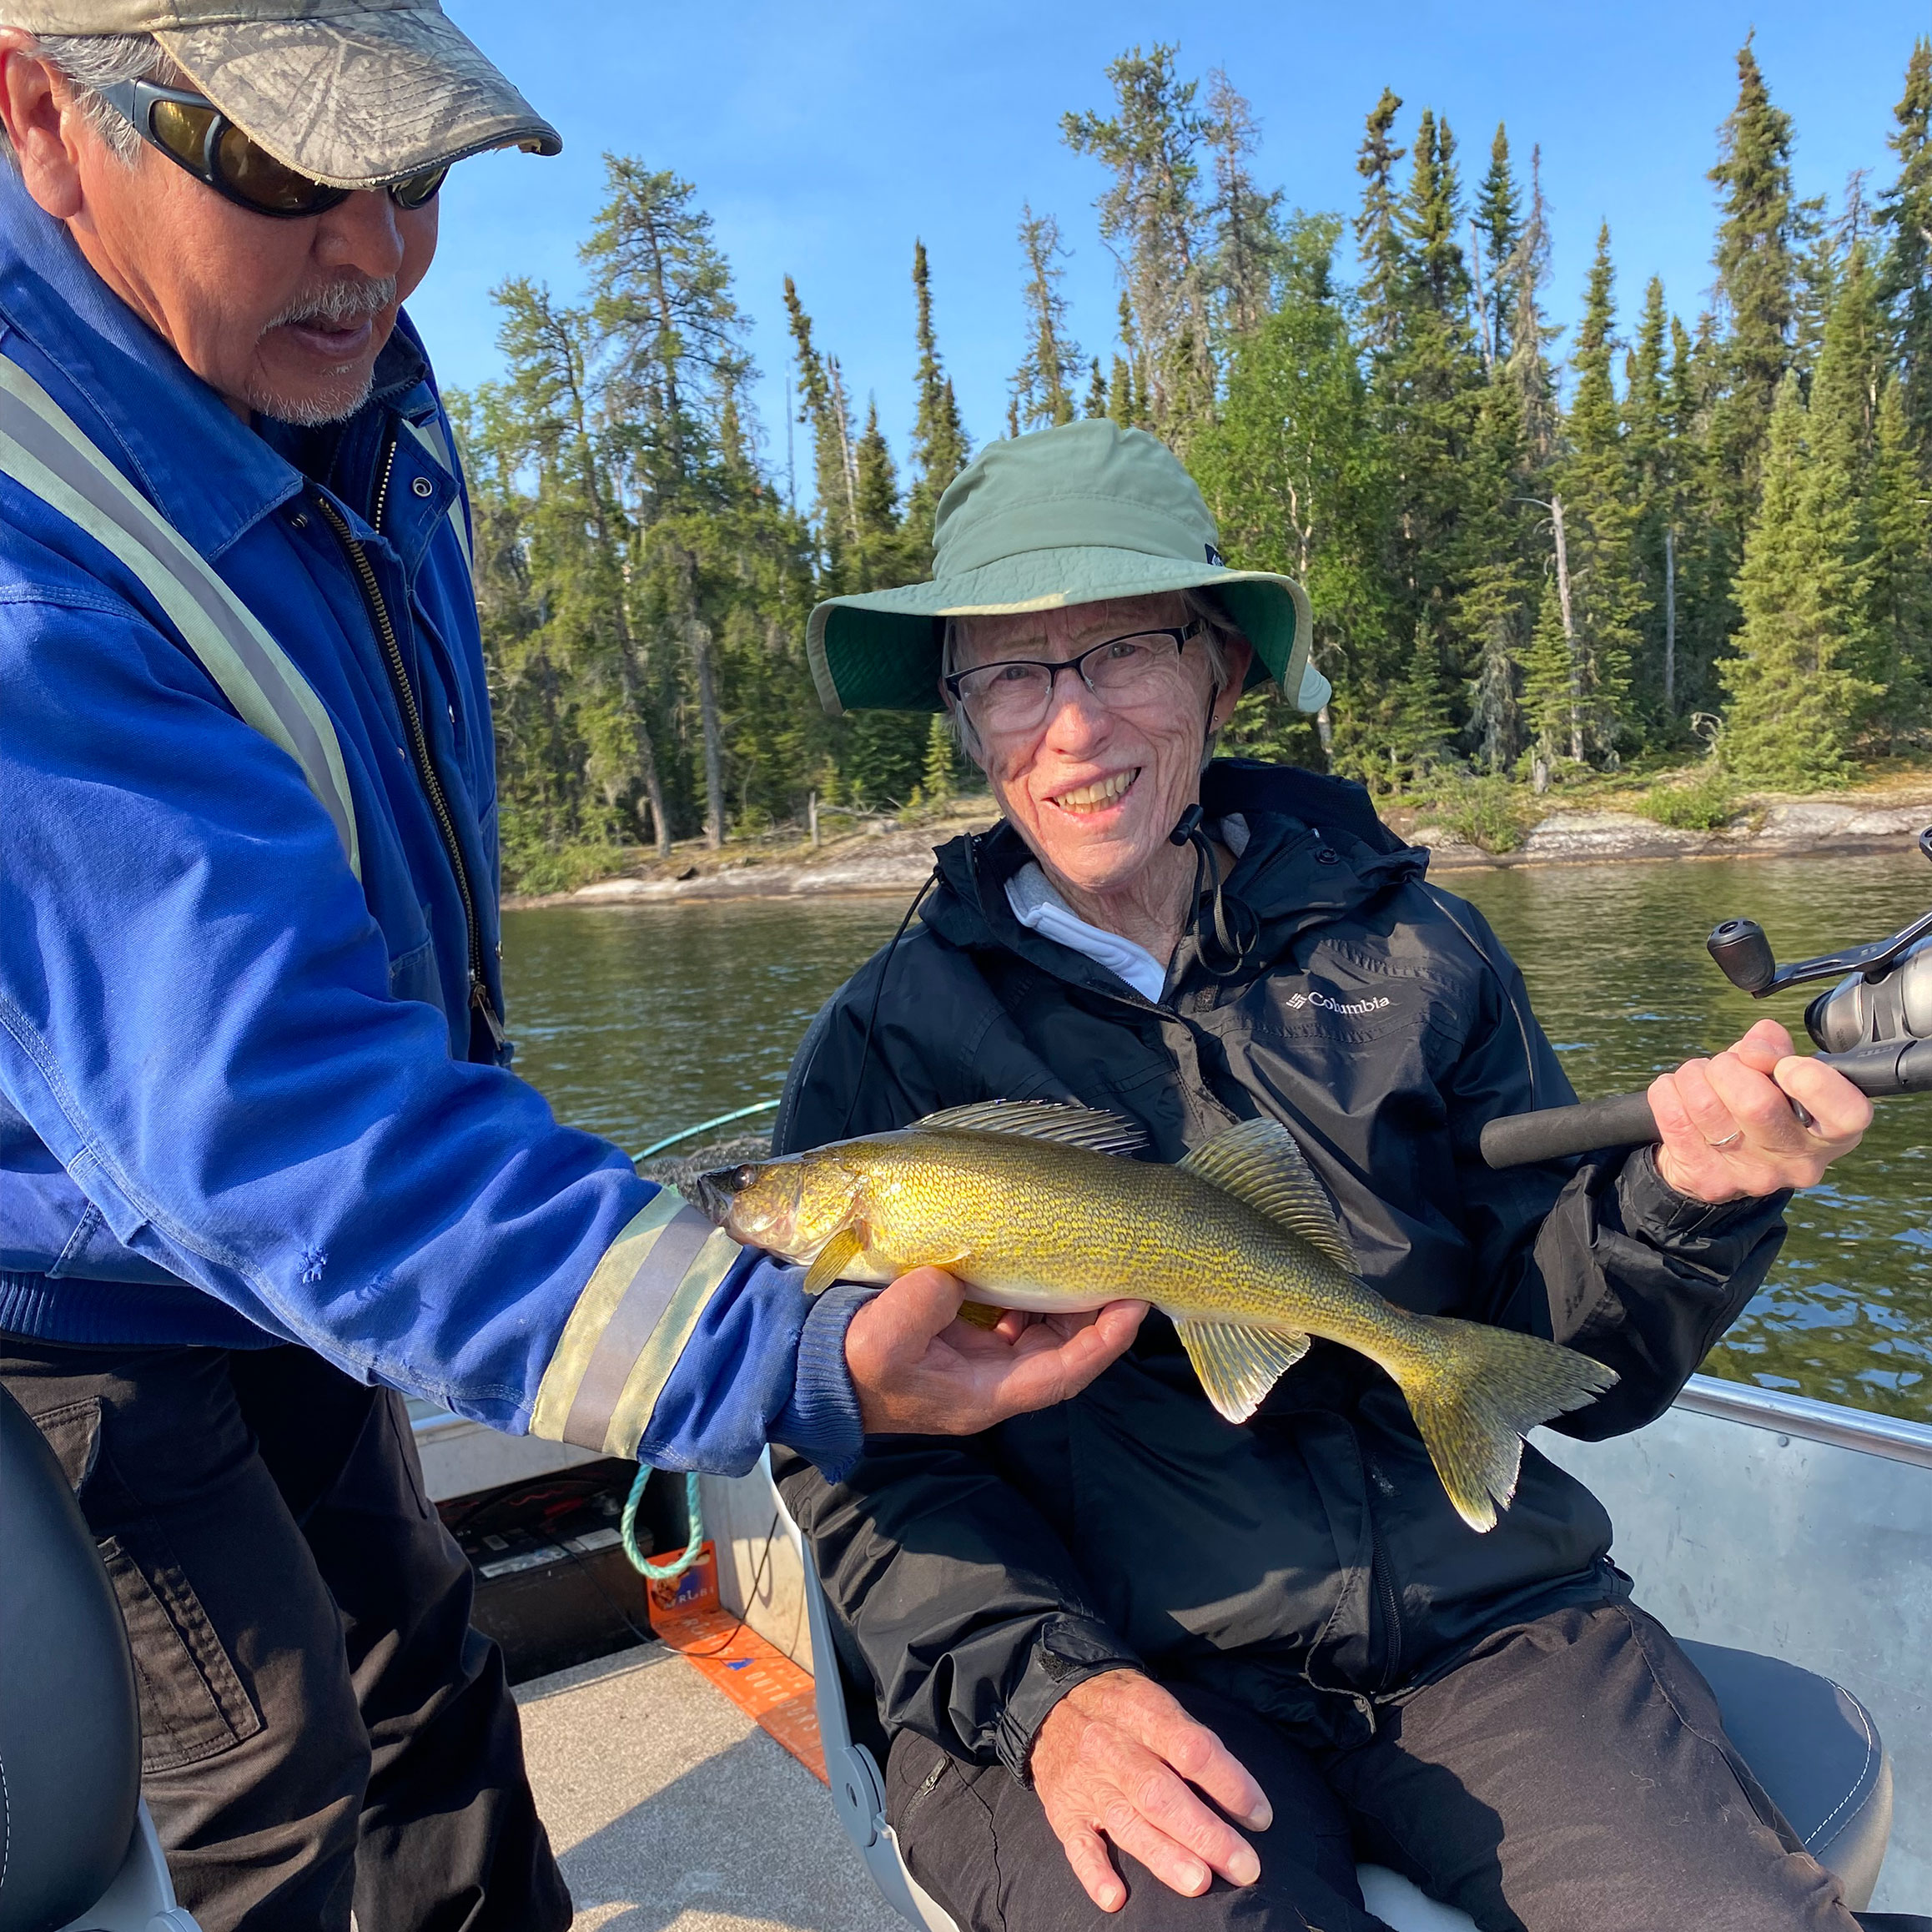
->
[693, 1101, 1616, 1532]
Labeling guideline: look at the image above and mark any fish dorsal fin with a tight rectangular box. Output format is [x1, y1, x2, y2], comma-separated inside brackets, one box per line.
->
[1175, 1318, 1312, 1424]
[912, 1099, 1148, 1157]
[1178, 1118, 1358, 1273]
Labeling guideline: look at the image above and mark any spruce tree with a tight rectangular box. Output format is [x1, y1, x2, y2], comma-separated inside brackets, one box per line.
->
[1455, 373, 1537, 775]
[1105, 295, 1150, 425]
[1502, 146, 1559, 468]
[1205, 67, 1282, 339]
[583, 162, 761, 849]
[907, 240, 969, 553]
[1864, 380, 1932, 740]
[1623, 274, 1678, 727]
[1353, 88, 1407, 355]
[1062, 44, 1215, 440]
[1395, 621, 1456, 782]
[1877, 38, 1932, 464]
[1555, 224, 1643, 760]
[489, 279, 672, 854]
[1722, 373, 1877, 786]
[1376, 103, 1487, 718]
[782, 278, 860, 567]
[1474, 123, 1519, 370]
[1084, 357, 1109, 417]
[1010, 205, 1083, 431]
[1708, 38, 1799, 503]
[1520, 576, 1575, 786]
[1814, 243, 1929, 746]
[920, 712, 962, 803]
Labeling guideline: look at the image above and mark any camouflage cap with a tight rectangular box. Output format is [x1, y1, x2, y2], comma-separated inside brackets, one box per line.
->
[12, 1, 561, 188]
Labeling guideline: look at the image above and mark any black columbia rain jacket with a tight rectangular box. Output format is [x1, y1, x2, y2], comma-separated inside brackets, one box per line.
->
[772, 761, 1788, 1774]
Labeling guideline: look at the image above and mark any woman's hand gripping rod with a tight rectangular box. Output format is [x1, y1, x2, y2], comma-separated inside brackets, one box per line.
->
[1480, 1037, 1932, 1168]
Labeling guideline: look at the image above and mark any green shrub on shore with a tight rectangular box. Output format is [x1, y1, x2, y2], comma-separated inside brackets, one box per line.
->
[1641, 764, 1739, 831]
[501, 836, 631, 898]
[1439, 776, 1530, 853]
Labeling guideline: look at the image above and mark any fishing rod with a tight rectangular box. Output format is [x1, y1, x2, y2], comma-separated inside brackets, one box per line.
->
[1481, 824, 1932, 1170]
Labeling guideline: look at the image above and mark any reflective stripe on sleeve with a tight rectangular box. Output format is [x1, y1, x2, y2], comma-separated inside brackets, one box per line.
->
[529, 1187, 743, 1455]
[0, 357, 361, 876]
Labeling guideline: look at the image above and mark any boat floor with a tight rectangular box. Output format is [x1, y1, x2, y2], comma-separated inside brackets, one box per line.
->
[517, 1643, 903, 1931]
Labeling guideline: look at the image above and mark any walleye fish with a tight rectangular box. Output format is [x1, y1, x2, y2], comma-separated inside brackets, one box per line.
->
[691, 1101, 1617, 1532]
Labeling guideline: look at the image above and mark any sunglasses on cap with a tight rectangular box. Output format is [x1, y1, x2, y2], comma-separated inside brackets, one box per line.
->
[96, 78, 447, 220]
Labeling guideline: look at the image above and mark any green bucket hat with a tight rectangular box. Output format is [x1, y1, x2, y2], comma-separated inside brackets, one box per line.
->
[806, 418, 1330, 717]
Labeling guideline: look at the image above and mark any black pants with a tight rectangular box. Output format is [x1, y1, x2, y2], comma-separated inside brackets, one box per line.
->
[2, 1339, 571, 1932]
[886, 1602, 1857, 1932]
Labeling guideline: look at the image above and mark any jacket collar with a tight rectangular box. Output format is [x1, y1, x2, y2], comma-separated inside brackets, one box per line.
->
[0, 169, 429, 562]
[923, 762, 1427, 1001]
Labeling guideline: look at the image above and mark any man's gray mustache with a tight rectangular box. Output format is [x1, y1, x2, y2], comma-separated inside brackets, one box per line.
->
[267, 276, 398, 331]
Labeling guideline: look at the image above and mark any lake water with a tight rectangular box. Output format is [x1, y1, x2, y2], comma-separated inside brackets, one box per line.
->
[501, 848, 1932, 1422]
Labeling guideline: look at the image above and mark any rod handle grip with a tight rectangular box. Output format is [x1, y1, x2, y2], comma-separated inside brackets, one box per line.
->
[1479, 1092, 1659, 1168]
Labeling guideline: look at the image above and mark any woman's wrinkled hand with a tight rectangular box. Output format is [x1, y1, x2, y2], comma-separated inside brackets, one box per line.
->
[1649, 1019, 1872, 1205]
[1029, 1668, 1271, 1913]
[845, 1266, 1147, 1435]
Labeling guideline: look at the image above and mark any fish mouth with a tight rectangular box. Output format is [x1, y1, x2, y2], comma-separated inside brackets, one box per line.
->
[687, 1165, 746, 1227]
[1048, 767, 1141, 816]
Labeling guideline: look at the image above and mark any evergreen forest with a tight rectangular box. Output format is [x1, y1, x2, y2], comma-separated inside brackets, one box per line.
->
[450, 38, 1932, 892]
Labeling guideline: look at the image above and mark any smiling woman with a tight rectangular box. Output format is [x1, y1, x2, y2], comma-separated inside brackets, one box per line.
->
[773, 415, 1881, 1929]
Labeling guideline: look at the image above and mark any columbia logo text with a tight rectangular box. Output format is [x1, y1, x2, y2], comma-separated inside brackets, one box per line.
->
[1284, 989, 1393, 1016]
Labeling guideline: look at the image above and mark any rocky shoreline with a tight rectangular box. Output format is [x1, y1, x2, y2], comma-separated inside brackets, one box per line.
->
[504, 794, 1932, 912]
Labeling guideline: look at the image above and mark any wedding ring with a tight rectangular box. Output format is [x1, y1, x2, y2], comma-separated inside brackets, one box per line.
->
[1707, 1129, 1744, 1150]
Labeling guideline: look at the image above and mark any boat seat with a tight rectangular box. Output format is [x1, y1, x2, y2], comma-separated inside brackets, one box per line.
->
[778, 1483, 1911, 1931]
[1678, 1639, 1891, 1909]
[0, 1381, 201, 1932]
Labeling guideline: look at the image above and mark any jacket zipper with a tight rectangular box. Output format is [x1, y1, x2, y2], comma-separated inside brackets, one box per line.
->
[371, 431, 399, 536]
[1364, 1461, 1405, 1693]
[313, 485, 506, 1054]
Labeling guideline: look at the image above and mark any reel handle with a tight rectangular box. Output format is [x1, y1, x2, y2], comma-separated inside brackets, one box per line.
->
[1708, 918, 1778, 995]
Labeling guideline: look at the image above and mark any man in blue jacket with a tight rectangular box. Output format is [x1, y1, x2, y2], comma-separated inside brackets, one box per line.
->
[0, 8, 1145, 1925]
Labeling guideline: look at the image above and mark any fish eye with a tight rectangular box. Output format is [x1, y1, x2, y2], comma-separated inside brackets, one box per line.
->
[733, 1165, 756, 1189]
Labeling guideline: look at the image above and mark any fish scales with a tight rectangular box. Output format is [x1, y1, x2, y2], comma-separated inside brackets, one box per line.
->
[858, 1130, 1394, 1356]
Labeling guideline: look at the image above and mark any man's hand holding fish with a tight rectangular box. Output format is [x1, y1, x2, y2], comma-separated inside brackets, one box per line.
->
[843, 1265, 1149, 1436]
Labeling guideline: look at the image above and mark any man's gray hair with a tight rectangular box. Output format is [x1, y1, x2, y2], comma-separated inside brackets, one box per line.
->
[0, 30, 175, 169]
[940, 587, 1244, 760]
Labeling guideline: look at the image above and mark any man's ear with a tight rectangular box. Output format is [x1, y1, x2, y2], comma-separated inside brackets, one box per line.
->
[1210, 633, 1255, 730]
[0, 42, 88, 221]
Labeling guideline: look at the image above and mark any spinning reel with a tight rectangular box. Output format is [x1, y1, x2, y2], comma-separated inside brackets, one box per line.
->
[1707, 825, 1932, 1054]
[1483, 827, 1932, 1169]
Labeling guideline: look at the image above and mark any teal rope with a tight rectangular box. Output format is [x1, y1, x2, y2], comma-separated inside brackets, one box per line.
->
[621, 1465, 706, 1582]
[633, 1099, 782, 1162]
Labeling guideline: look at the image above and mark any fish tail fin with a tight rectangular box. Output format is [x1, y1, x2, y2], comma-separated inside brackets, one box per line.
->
[1386, 1320, 1619, 1533]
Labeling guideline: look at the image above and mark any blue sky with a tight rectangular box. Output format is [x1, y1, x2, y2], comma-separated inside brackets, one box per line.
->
[413, 1, 1924, 490]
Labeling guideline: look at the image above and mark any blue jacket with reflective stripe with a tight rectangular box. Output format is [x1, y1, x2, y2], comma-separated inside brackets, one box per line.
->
[0, 172, 860, 1473]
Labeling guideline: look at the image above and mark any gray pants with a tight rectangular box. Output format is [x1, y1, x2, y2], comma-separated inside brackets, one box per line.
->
[885, 1602, 1857, 1932]
[3, 1339, 571, 1932]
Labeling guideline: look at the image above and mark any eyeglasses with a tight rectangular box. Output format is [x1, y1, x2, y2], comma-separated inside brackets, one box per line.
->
[943, 619, 1206, 735]
[97, 78, 448, 220]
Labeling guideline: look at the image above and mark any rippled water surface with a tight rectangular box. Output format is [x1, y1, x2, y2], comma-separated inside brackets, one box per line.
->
[501, 848, 1932, 1420]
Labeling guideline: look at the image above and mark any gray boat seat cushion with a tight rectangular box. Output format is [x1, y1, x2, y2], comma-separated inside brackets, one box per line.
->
[1681, 1639, 1891, 1913]
[0, 1382, 143, 1932]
